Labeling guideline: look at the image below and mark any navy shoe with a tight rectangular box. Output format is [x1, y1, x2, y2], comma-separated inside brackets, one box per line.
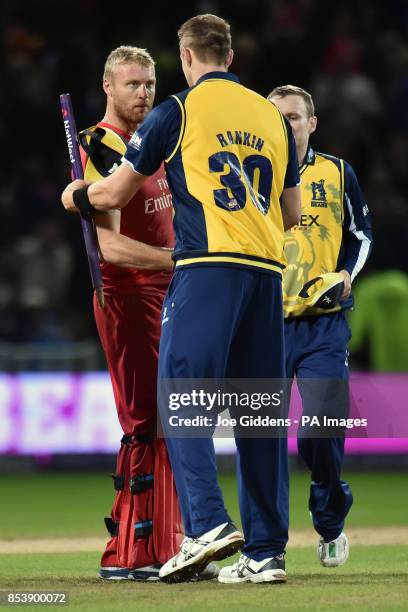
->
[99, 564, 161, 581]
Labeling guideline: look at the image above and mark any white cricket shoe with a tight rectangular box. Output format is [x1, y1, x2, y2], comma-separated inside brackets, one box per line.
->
[318, 531, 349, 567]
[218, 553, 287, 584]
[159, 522, 244, 583]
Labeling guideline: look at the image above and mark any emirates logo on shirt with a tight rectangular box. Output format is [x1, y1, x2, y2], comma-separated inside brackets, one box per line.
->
[145, 193, 173, 214]
[145, 176, 173, 214]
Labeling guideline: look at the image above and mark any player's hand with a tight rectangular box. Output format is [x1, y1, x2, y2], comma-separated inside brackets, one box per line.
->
[339, 269, 351, 299]
[61, 179, 89, 213]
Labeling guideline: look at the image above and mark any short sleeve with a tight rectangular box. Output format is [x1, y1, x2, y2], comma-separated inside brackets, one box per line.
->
[123, 97, 182, 176]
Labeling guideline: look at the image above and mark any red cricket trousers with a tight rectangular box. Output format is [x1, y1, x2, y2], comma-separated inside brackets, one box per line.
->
[93, 287, 165, 437]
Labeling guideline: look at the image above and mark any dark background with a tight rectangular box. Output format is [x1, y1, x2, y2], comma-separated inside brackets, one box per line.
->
[1, 0, 407, 367]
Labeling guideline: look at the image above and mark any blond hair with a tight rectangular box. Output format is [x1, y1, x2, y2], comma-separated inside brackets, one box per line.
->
[267, 84, 315, 118]
[103, 46, 155, 81]
[178, 14, 231, 65]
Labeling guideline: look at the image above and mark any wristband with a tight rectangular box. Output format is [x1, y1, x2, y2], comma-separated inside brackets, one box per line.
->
[72, 186, 96, 218]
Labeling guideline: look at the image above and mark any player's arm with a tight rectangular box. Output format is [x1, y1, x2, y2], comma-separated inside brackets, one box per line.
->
[280, 119, 301, 230]
[281, 186, 301, 231]
[62, 99, 179, 215]
[95, 210, 173, 270]
[62, 164, 146, 212]
[339, 162, 373, 298]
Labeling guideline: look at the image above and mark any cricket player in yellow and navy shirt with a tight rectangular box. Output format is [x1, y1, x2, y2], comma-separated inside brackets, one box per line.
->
[269, 85, 372, 569]
[62, 15, 301, 584]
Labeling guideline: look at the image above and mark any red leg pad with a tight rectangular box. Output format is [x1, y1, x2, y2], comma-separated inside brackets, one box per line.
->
[153, 438, 184, 563]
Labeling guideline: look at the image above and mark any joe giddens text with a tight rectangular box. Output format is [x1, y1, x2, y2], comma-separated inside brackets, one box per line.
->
[168, 415, 368, 429]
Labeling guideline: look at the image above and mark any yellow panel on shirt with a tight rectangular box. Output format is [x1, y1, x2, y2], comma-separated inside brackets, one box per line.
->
[283, 149, 344, 317]
[168, 73, 296, 276]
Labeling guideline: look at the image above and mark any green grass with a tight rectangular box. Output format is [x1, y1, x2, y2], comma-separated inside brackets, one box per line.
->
[0, 547, 407, 611]
[0, 471, 407, 610]
[0, 471, 407, 538]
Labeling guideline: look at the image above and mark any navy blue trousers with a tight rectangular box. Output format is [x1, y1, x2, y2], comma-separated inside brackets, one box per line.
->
[285, 312, 353, 542]
[158, 266, 289, 560]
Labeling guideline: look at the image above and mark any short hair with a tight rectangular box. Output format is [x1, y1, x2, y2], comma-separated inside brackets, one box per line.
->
[103, 46, 155, 81]
[178, 14, 231, 65]
[267, 85, 315, 118]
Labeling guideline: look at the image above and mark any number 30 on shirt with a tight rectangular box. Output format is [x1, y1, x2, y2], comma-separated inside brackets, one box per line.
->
[208, 151, 273, 216]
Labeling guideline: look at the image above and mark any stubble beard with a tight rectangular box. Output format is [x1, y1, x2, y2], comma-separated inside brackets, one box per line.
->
[113, 99, 150, 133]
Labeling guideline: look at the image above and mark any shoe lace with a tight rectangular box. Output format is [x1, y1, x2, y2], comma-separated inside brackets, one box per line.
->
[171, 538, 193, 567]
[179, 537, 196, 560]
[233, 554, 250, 577]
[176, 536, 208, 563]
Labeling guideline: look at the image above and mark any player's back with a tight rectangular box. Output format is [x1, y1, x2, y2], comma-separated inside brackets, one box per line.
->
[167, 72, 291, 276]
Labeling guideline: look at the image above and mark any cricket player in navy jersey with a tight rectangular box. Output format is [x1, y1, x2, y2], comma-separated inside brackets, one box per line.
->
[62, 14, 301, 584]
[269, 85, 372, 567]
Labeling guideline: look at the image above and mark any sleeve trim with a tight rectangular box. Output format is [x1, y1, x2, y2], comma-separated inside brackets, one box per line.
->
[344, 192, 372, 281]
[340, 158, 345, 225]
[165, 95, 186, 164]
[120, 157, 147, 176]
[277, 109, 289, 162]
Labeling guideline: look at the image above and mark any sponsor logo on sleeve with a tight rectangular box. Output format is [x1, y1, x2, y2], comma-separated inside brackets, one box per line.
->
[129, 132, 143, 151]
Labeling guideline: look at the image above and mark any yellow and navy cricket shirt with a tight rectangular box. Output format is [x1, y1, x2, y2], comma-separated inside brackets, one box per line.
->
[123, 72, 300, 278]
[283, 146, 372, 317]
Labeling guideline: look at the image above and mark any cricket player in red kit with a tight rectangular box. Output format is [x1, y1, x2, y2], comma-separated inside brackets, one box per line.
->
[79, 46, 183, 581]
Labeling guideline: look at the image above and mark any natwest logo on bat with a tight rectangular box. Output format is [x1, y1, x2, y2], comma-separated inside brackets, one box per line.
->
[64, 120, 75, 164]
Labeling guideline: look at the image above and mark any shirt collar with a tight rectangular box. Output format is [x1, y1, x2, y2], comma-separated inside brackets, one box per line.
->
[303, 145, 315, 166]
[195, 71, 240, 86]
[97, 121, 131, 141]
[300, 145, 315, 174]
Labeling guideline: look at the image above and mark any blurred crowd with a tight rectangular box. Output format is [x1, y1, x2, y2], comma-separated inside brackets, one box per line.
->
[0, 0, 407, 367]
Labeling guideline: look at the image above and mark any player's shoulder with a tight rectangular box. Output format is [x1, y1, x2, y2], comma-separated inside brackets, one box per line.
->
[314, 150, 348, 177]
[80, 123, 121, 138]
[145, 95, 185, 127]
[79, 123, 98, 143]
[242, 85, 282, 114]
[79, 124, 127, 156]
[315, 150, 341, 166]
[315, 152, 362, 199]
[80, 123, 97, 134]
[315, 151, 357, 175]
[170, 85, 191, 106]
[131, 98, 183, 147]
[341, 158, 358, 179]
